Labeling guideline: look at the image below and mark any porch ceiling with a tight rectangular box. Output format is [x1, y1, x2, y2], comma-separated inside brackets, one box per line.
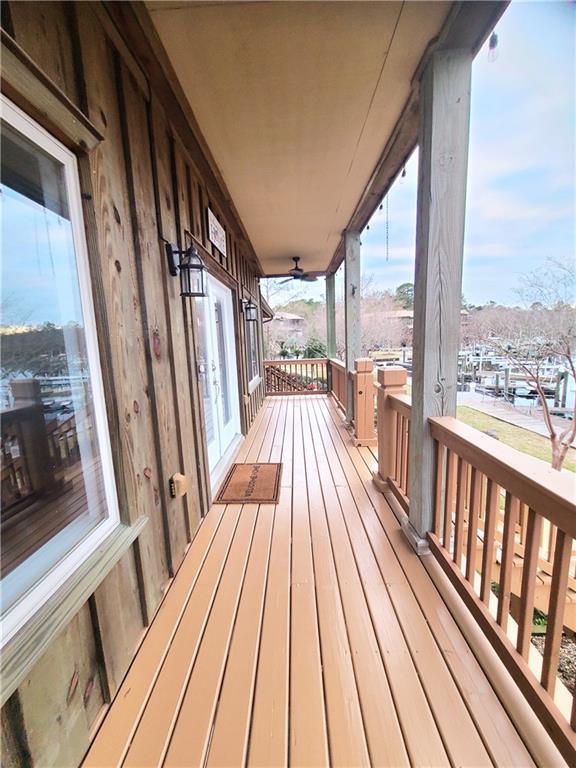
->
[146, 1, 450, 276]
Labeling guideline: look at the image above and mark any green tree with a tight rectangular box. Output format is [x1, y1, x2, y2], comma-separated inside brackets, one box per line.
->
[395, 282, 414, 309]
[302, 337, 327, 359]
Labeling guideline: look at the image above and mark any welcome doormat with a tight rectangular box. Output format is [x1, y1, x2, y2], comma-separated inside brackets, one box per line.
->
[214, 463, 282, 504]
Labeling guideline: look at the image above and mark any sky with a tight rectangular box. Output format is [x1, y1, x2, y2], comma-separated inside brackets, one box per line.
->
[2, 2, 574, 321]
[1, 186, 84, 327]
[267, 0, 575, 308]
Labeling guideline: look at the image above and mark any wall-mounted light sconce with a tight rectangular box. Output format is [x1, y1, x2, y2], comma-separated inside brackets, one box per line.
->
[241, 299, 258, 322]
[165, 243, 207, 297]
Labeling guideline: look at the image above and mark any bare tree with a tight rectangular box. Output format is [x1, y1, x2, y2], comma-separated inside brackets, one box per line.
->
[334, 279, 408, 359]
[472, 257, 575, 470]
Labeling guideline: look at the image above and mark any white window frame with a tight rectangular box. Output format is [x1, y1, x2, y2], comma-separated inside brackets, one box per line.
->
[1, 95, 121, 646]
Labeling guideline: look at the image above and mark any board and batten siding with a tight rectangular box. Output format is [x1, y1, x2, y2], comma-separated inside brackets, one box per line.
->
[0, 3, 265, 765]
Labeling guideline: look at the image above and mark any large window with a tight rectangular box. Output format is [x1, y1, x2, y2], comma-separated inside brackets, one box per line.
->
[246, 316, 260, 389]
[0, 97, 119, 641]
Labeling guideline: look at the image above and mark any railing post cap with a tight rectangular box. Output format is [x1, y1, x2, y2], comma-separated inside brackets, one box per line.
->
[354, 357, 373, 373]
[377, 365, 407, 387]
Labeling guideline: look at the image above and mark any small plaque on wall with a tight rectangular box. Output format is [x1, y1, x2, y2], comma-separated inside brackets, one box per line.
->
[207, 208, 227, 257]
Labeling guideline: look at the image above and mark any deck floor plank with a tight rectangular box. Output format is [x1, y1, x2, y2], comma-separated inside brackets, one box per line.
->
[248, 401, 292, 767]
[289, 399, 330, 766]
[84, 394, 544, 768]
[308, 398, 452, 767]
[206, 397, 284, 766]
[302, 399, 410, 767]
[321, 396, 536, 767]
[205, 504, 275, 768]
[312, 397, 493, 766]
[82, 503, 227, 768]
[121, 504, 245, 768]
[163, 503, 261, 767]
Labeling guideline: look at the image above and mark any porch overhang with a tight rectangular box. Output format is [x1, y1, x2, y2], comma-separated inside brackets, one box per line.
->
[141, 1, 506, 278]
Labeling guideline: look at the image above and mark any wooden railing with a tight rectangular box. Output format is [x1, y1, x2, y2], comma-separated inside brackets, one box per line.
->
[371, 366, 576, 760]
[429, 418, 576, 761]
[264, 356, 377, 446]
[386, 393, 411, 512]
[373, 366, 409, 506]
[328, 358, 347, 413]
[264, 359, 328, 395]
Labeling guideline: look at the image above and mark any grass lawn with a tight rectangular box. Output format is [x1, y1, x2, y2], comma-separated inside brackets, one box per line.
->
[456, 406, 575, 473]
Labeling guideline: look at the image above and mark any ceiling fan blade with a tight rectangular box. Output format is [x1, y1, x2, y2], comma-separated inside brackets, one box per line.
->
[278, 277, 293, 285]
[302, 274, 318, 282]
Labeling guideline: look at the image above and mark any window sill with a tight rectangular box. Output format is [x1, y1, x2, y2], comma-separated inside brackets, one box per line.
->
[248, 376, 262, 395]
[0, 517, 148, 706]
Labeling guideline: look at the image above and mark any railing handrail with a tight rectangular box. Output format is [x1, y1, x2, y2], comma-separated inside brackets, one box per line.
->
[328, 357, 345, 369]
[386, 392, 412, 418]
[264, 358, 329, 365]
[430, 416, 576, 536]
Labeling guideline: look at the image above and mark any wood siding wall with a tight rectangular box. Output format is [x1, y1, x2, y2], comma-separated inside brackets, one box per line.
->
[1, 3, 265, 765]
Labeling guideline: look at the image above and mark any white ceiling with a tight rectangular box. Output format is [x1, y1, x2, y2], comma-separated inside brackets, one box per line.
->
[147, 1, 450, 275]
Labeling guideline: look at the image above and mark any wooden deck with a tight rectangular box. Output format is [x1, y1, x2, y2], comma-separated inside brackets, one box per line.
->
[84, 395, 541, 767]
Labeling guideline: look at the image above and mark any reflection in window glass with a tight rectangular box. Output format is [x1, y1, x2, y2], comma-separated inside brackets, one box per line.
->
[214, 300, 231, 426]
[196, 297, 215, 445]
[0, 120, 111, 614]
[246, 320, 260, 384]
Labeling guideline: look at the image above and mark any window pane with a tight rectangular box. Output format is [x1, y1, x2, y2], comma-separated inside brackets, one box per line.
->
[214, 300, 231, 425]
[247, 321, 259, 382]
[0, 121, 110, 613]
[196, 298, 216, 446]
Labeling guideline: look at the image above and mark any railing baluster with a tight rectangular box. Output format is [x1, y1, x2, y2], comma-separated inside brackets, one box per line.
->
[497, 492, 519, 630]
[400, 414, 406, 487]
[443, 451, 456, 553]
[433, 440, 444, 537]
[404, 420, 410, 493]
[480, 479, 498, 605]
[394, 413, 401, 482]
[517, 508, 543, 659]
[547, 523, 557, 563]
[453, 457, 467, 568]
[479, 475, 487, 523]
[465, 467, 481, 584]
[542, 530, 572, 696]
[396, 415, 403, 486]
[397, 417, 403, 487]
[519, 502, 529, 546]
[264, 359, 333, 395]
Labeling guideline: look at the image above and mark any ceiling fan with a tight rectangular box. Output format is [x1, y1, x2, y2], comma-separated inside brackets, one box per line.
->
[278, 256, 318, 284]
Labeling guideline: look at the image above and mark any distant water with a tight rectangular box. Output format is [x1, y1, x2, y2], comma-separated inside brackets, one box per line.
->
[471, 379, 574, 415]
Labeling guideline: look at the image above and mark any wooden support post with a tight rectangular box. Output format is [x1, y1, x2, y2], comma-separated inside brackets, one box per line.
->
[372, 366, 407, 491]
[352, 358, 377, 446]
[326, 272, 336, 359]
[344, 230, 361, 424]
[561, 371, 568, 409]
[554, 372, 562, 409]
[408, 49, 472, 545]
[9, 379, 55, 494]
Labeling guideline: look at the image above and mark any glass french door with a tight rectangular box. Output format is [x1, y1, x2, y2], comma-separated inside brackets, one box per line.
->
[196, 276, 241, 478]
